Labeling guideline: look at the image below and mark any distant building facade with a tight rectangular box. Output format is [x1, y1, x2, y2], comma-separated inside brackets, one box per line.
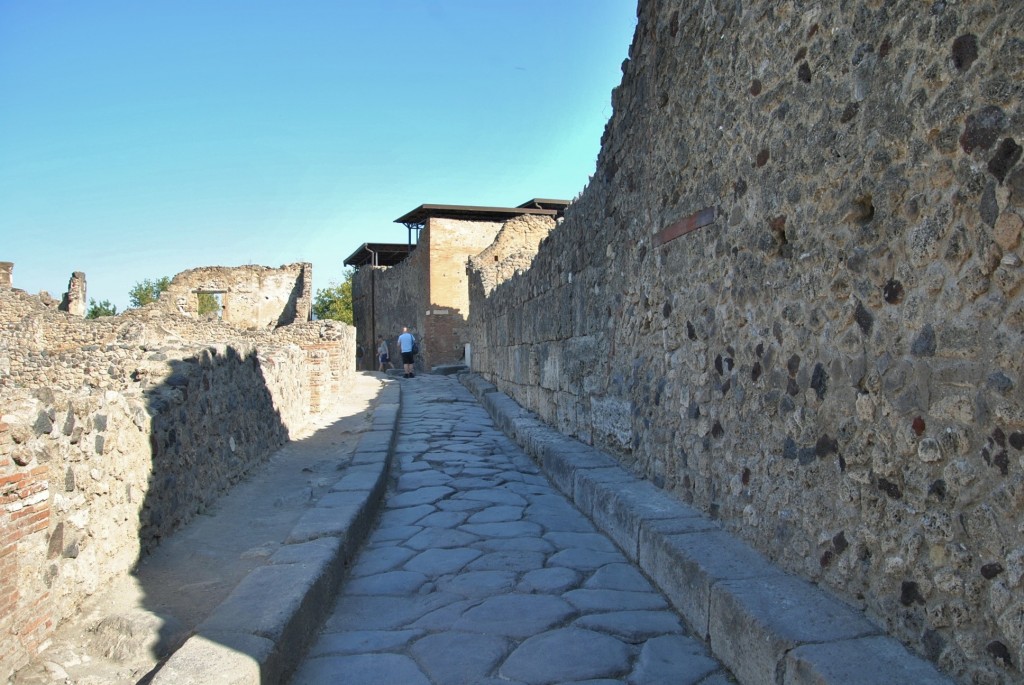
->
[347, 199, 567, 371]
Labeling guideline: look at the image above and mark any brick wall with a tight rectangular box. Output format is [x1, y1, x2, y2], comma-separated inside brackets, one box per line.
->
[0, 464, 52, 673]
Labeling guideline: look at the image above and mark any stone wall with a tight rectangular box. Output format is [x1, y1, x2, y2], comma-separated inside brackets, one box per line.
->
[424, 217, 504, 367]
[0, 284, 354, 678]
[58, 272, 86, 317]
[157, 263, 313, 330]
[352, 243, 429, 371]
[467, 1, 1024, 683]
[468, 214, 558, 298]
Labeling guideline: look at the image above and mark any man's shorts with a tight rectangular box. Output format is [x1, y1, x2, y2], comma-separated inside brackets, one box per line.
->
[401, 351, 414, 364]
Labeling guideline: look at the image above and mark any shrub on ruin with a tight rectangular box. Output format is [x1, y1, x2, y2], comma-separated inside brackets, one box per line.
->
[313, 269, 354, 324]
[129, 276, 171, 308]
[86, 298, 118, 318]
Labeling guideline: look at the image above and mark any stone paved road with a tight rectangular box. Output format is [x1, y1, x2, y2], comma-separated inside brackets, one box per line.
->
[290, 375, 736, 685]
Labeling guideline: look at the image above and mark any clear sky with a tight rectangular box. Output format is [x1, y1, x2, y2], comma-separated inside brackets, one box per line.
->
[0, 1, 638, 311]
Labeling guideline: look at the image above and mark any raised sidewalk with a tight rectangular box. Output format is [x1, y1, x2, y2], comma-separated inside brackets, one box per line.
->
[151, 374, 952, 685]
[460, 375, 953, 685]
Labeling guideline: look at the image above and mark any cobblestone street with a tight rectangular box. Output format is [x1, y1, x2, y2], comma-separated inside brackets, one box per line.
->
[291, 375, 735, 685]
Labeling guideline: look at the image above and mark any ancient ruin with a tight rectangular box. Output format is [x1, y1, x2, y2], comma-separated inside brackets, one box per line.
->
[0, 262, 352, 678]
[347, 200, 567, 371]
[2, 0, 1022, 682]
[156, 263, 313, 329]
[461, 2, 1024, 683]
[57, 272, 86, 318]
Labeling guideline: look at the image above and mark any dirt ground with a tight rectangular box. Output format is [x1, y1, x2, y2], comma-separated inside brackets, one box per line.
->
[10, 373, 387, 685]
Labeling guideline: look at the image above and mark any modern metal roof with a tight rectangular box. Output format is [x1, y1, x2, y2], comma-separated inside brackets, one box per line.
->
[343, 242, 414, 268]
[517, 198, 571, 212]
[394, 200, 569, 228]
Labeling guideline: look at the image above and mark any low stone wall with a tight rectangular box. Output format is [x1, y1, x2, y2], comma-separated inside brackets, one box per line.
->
[0, 290, 354, 678]
[468, 1, 1023, 683]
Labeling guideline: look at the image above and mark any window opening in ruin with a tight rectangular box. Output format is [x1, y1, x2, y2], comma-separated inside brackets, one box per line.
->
[196, 291, 224, 319]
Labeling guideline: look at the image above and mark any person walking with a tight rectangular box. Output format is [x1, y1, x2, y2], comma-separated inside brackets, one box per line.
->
[377, 337, 391, 372]
[397, 326, 416, 378]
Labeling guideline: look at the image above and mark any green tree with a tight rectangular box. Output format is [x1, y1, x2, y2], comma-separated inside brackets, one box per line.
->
[129, 276, 171, 308]
[313, 269, 354, 324]
[86, 298, 118, 318]
[197, 292, 221, 317]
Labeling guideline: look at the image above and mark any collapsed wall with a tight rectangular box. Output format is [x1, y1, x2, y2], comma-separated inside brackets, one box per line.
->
[467, 2, 1023, 683]
[0, 283, 353, 678]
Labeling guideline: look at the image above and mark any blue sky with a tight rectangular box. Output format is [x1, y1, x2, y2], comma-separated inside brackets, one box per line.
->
[0, 1, 637, 311]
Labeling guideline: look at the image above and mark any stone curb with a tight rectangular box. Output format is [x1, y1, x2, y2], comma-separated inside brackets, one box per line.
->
[150, 380, 402, 685]
[459, 373, 954, 685]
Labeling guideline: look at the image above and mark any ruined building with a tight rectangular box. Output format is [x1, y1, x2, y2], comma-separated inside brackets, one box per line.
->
[0, 262, 351, 678]
[346, 199, 567, 371]
[158, 262, 313, 329]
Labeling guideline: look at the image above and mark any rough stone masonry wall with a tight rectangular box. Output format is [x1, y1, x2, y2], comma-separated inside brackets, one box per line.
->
[468, 213, 557, 299]
[468, 1, 1024, 683]
[158, 262, 313, 330]
[0, 288, 354, 679]
[352, 242, 429, 370]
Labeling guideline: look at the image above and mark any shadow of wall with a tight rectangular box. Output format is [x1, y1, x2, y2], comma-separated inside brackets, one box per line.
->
[138, 346, 295, 548]
[0, 290, 353, 679]
[130, 343, 306, 674]
[421, 302, 467, 369]
[276, 263, 313, 328]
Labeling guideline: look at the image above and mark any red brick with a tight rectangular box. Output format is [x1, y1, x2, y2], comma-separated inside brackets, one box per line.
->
[0, 473, 27, 487]
[17, 482, 47, 497]
[19, 612, 52, 636]
[26, 512, 49, 531]
[11, 509, 48, 531]
[11, 503, 48, 518]
[0, 590, 19, 610]
[653, 206, 717, 246]
[0, 530, 23, 548]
